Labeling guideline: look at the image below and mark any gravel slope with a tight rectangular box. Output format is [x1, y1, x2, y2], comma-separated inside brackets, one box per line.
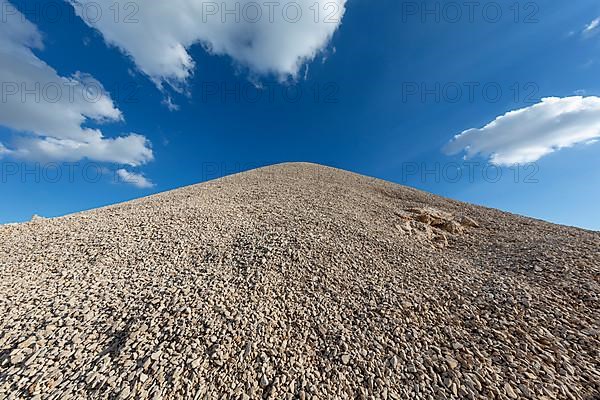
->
[0, 162, 598, 400]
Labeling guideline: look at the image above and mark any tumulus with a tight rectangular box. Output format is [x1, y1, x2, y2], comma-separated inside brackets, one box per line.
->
[0, 163, 598, 399]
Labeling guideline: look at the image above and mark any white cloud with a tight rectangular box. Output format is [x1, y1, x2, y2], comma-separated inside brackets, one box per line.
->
[0, 0, 153, 166]
[0, 142, 11, 156]
[116, 169, 155, 188]
[161, 96, 180, 112]
[66, 0, 346, 88]
[444, 97, 600, 165]
[583, 17, 600, 35]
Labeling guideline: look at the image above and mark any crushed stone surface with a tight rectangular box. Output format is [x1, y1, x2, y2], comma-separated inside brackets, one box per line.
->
[0, 163, 598, 399]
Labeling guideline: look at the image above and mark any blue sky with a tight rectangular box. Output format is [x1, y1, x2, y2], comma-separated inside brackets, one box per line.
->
[1, 0, 600, 230]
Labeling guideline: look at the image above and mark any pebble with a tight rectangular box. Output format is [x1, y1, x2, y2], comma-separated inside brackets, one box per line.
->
[446, 357, 459, 370]
[504, 382, 518, 399]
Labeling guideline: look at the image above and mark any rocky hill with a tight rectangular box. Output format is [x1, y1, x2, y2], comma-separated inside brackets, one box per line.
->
[0, 163, 598, 399]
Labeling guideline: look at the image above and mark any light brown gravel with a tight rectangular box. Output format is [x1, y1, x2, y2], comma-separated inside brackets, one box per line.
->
[0, 162, 599, 399]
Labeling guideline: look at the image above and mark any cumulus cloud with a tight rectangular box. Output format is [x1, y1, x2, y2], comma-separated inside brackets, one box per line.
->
[0, 0, 153, 166]
[66, 0, 346, 88]
[116, 169, 155, 188]
[444, 97, 600, 165]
